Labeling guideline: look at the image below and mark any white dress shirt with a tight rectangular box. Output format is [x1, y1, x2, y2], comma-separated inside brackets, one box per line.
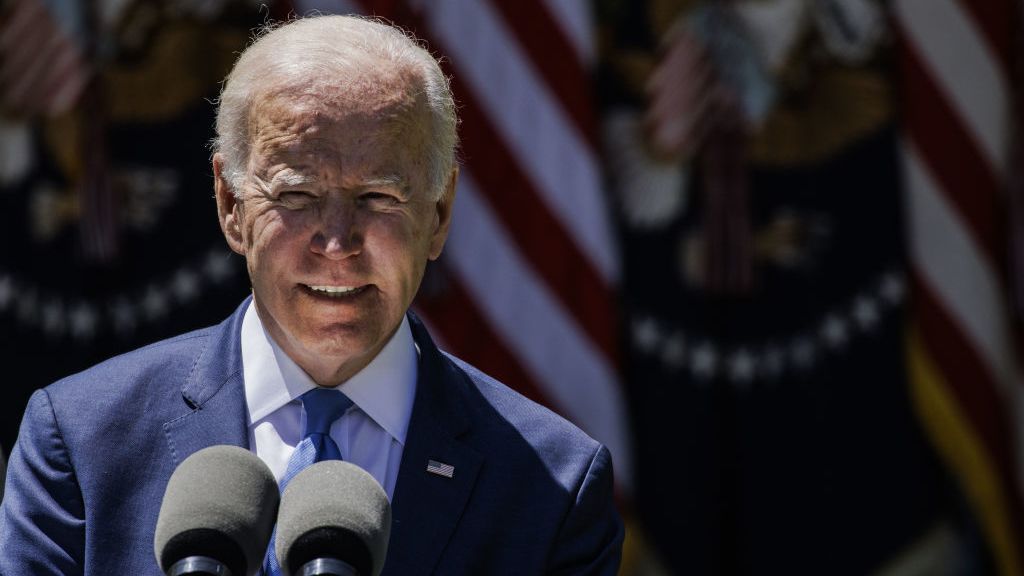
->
[240, 300, 418, 500]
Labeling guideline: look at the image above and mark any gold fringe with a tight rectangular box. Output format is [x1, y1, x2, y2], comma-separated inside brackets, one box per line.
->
[907, 326, 1022, 576]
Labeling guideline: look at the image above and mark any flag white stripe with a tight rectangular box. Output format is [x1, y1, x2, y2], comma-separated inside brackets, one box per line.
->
[905, 141, 1015, 395]
[538, 0, 595, 65]
[447, 171, 633, 489]
[419, 0, 619, 284]
[894, 0, 1009, 176]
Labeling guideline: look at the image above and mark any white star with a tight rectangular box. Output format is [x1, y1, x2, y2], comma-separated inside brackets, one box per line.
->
[41, 299, 65, 337]
[852, 295, 880, 331]
[142, 286, 169, 321]
[110, 297, 137, 335]
[821, 314, 848, 349]
[172, 268, 200, 303]
[691, 342, 718, 380]
[69, 303, 98, 341]
[880, 272, 905, 305]
[0, 274, 13, 310]
[790, 337, 816, 370]
[661, 333, 687, 369]
[632, 316, 661, 354]
[205, 249, 235, 283]
[728, 349, 756, 386]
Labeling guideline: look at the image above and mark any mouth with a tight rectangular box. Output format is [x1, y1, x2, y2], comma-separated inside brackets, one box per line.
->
[301, 284, 371, 298]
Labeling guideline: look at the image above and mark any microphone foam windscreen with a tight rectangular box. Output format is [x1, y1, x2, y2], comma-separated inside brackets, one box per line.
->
[276, 460, 392, 576]
[154, 445, 280, 576]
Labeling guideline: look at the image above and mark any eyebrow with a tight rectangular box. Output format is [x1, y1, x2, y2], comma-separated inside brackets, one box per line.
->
[268, 172, 318, 189]
[360, 175, 410, 196]
[361, 175, 406, 188]
[261, 171, 412, 197]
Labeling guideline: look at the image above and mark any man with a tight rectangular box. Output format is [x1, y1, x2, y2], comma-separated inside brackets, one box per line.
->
[0, 15, 623, 575]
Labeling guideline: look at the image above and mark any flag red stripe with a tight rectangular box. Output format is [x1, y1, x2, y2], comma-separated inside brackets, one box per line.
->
[0, 0, 45, 50]
[414, 269, 551, 408]
[899, 38, 1006, 274]
[4, 49, 64, 111]
[356, 0, 600, 156]
[353, 0, 618, 361]
[913, 272, 1023, 513]
[487, 0, 598, 147]
[37, 48, 88, 113]
[452, 72, 618, 361]
[956, 0, 1013, 76]
[0, 14, 62, 81]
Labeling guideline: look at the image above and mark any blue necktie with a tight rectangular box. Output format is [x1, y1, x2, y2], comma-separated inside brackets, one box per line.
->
[266, 388, 354, 575]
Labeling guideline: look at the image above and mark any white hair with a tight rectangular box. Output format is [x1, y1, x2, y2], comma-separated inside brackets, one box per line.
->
[212, 15, 458, 200]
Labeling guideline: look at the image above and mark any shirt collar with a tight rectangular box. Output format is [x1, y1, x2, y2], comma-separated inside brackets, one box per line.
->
[241, 300, 417, 445]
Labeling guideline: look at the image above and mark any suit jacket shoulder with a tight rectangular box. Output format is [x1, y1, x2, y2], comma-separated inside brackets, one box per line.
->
[0, 301, 250, 575]
[47, 325, 214, 426]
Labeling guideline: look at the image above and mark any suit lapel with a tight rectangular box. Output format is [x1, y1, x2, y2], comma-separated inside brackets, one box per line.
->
[159, 304, 484, 573]
[163, 298, 251, 466]
[383, 314, 483, 576]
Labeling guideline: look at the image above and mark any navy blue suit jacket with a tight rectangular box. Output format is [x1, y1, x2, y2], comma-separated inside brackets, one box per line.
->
[0, 300, 623, 575]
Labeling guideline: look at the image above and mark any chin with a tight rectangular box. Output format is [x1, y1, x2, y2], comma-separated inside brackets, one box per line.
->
[304, 322, 383, 356]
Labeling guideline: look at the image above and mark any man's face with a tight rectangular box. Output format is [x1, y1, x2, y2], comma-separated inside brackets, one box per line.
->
[215, 80, 455, 385]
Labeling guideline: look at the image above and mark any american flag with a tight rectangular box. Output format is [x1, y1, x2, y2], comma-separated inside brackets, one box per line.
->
[0, 0, 90, 116]
[426, 459, 455, 479]
[0, 0, 119, 262]
[293, 0, 634, 493]
[894, 0, 1024, 572]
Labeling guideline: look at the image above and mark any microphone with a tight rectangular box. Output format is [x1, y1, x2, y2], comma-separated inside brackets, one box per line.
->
[154, 445, 280, 576]
[275, 461, 391, 576]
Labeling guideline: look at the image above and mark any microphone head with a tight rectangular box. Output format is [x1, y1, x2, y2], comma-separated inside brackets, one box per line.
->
[154, 445, 279, 576]
[276, 461, 391, 576]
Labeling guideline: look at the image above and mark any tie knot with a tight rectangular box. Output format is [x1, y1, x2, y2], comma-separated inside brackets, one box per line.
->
[300, 388, 353, 437]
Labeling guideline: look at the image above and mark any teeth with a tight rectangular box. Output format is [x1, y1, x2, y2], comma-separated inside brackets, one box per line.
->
[307, 285, 362, 295]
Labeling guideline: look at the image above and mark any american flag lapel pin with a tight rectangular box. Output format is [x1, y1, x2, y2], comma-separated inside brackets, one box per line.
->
[426, 459, 455, 478]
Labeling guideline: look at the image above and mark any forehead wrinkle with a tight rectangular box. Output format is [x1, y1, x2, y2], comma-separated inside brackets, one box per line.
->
[246, 69, 434, 196]
[254, 62, 424, 125]
[249, 62, 428, 139]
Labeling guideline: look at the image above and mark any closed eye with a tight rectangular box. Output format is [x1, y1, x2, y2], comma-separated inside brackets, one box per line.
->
[359, 192, 401, 208]
[277, 191, 317, 209]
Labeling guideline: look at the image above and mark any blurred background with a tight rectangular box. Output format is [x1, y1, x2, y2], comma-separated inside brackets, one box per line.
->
[1, 0, 1022, 573]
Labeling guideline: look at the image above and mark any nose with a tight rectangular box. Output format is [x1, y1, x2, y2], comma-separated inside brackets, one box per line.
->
[310, 196, 362, 259]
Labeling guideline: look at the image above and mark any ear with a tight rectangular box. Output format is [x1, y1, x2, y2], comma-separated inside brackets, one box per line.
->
[213, 153, 245, 256]
[428, 167, 458, 260]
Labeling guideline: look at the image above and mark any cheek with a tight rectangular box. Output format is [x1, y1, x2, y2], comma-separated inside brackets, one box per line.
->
[378, 221, 433, 285]
[249, 210, 304, 247]
[375, 212, 429, 251]
[244, 211, 307, 272]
